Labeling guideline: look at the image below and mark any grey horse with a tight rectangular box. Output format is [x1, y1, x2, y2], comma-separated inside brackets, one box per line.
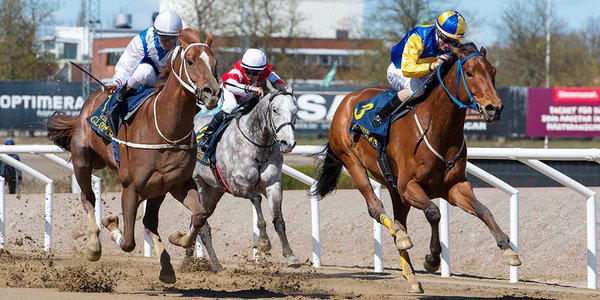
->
[192, 88, 300, 271]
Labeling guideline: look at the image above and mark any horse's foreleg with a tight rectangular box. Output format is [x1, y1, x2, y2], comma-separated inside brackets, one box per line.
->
[250, 193, 271, 254]
[198, 221, 223, 272]
[448, 181, 521, 266]
[389, 190, 421, 291]
[265, 182, 301, 268]
[168, 178, 205, 248]
[402, 180, 442, 273]
[341, 154, 410, 249]
[143, 196, 176, 284]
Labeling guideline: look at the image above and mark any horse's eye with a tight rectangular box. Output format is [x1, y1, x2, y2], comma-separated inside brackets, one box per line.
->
[466, 71, 473, 77]
[187, 59, 193, 65]
[273, 108, 279, 114]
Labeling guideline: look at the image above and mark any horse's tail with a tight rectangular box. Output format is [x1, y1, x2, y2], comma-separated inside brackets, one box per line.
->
[45, 111, 77, 151]
[312, 142, 344, 199]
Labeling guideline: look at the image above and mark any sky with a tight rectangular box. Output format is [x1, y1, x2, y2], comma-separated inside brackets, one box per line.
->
[52, 0, 600, 46]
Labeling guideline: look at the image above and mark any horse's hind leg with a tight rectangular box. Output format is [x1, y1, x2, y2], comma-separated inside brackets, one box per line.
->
[72, 151, 102, 261]
[143, 196, 176, 284]
[265, 182, 301, 268]
[448, 181, 521, 266]
[102, 186, 140, 252]
[168, 178, 206, 248]
[339, 153, 411, 249]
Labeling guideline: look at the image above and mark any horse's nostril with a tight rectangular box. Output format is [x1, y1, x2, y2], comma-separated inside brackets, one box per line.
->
[485, 104, 496, 115]
[280, 140, 288, 146]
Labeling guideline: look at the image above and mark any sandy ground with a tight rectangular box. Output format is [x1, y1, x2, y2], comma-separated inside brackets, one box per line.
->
[1, 185, 600, 299]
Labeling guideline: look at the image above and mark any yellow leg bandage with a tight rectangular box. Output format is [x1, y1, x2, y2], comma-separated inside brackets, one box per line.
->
[379, 214, 396, 235]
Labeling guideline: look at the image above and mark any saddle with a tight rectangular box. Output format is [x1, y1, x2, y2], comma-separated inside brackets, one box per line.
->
[349, 90, 421, 189]
[87, 87, 156, 167]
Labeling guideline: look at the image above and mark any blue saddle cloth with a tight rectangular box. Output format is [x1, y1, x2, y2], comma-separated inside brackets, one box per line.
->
[87, 87, 156, 140]
[349, 90, 397, 149]
[86, 87, 155, 167]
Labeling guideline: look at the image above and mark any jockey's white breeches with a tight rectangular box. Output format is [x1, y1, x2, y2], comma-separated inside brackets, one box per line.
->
[126, 63, 158, 89]
[386, 62, 429, 97]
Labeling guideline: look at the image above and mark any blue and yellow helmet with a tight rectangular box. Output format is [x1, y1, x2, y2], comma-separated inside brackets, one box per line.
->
[436, 11, 466, 41]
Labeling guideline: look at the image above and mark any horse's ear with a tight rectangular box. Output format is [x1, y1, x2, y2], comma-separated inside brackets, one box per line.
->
[450, 45, 464, 59]
[177, 28, 187, 47]
[480, 46, 487, 58]
[205, 32, 214, 47]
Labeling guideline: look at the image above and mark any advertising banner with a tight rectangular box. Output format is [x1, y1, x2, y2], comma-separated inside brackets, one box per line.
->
[0, 82, 91, 131]
[528, 88, 600, 137]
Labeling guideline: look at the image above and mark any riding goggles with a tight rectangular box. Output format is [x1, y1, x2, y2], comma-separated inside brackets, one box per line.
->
[158, 34, 178, 44]
[244, 68, 263, 76]
[437, 30, 459, 46]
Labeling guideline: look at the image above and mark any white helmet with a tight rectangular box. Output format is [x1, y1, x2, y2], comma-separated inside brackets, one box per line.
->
[153, 10, 183, 36]
[241, 48, 267, 70]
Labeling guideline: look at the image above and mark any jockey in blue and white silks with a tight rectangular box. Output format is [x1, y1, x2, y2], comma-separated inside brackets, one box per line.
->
[103, 10, 183, 101]
[387, 11, 466, 103]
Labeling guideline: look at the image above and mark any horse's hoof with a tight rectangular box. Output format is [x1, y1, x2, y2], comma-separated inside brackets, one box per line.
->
[407, 282, 424, 293]
[159, 271, 176, 284]
[211, 262, 224, 273]
[286, 255, 302, 268]
[502, 253, 522, 266]
[86, 248, 101, 262]
[502, 249, 522, 266]
[256, 238, 271, 253]
[395, 235, 413, 250]
[423, 255, 440, 273]
[168, 231, 191, 248]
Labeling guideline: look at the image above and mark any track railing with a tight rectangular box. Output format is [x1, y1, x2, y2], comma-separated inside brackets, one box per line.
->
[0, 145, 598, 289]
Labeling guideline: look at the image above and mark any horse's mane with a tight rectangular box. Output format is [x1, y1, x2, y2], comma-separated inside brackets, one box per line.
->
[418, 42, 479, 100]
[154, 28, 203, 93]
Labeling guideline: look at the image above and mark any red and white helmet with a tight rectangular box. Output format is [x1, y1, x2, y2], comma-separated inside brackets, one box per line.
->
[153, 10, 183, 36]
[241, 48, 267, 70]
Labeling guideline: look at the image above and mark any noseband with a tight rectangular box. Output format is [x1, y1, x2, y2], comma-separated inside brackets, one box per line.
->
[170, 42, 217, 107]
[436, 52, 482, 112]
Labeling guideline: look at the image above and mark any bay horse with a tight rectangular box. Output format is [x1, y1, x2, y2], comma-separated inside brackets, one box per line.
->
[46, 28, 221, 284]
[313, 43, 521, 293]
[191, 88, 299, 271]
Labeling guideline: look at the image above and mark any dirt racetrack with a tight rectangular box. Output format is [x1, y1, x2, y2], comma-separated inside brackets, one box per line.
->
[1, 187, 600, 299]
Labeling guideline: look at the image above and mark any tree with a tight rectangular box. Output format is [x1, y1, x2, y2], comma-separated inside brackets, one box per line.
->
[0, 0, 58, 81]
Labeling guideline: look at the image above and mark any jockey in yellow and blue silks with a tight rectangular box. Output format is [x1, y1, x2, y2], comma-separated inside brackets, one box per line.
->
[374, 11, 466, 124]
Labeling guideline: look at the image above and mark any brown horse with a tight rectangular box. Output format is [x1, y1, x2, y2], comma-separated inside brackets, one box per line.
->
[313, 43, 521, 293]
[46, 28, 220, 284]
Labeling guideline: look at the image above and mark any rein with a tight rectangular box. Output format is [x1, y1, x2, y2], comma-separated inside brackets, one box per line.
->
[236, 91, 295, 148]
[436, 52, 482, 111]
[413, 52, 482, 171]
[108, 43, 215, 150]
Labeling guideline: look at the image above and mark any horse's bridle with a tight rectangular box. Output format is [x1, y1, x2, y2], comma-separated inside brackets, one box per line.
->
[236, 91, 296, 148]
[414, 52, 482, 172]
[436, 52, 483, 112]
[169, 42, 219, 107]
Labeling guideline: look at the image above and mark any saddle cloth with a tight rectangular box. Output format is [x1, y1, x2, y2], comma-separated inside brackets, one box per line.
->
[196, 97, 261, 165]
[87, 87, 156, 141]
[349, 90, 397, 149]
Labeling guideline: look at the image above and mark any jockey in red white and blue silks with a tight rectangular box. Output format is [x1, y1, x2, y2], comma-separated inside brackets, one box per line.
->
[220, 48, 287, 113]
[387, 11, 466, 103]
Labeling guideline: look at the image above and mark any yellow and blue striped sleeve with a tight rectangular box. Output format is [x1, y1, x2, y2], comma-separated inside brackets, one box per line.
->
[401, 33, 437, 78]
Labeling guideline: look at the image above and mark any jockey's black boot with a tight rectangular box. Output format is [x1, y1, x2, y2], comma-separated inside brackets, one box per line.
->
[372, 88, 411, 127]
[107, 85, 135, 136]
[200, 110, 228, 151]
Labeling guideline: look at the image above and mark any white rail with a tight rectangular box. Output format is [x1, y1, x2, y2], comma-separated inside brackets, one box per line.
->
[0, 145, 598, 289]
